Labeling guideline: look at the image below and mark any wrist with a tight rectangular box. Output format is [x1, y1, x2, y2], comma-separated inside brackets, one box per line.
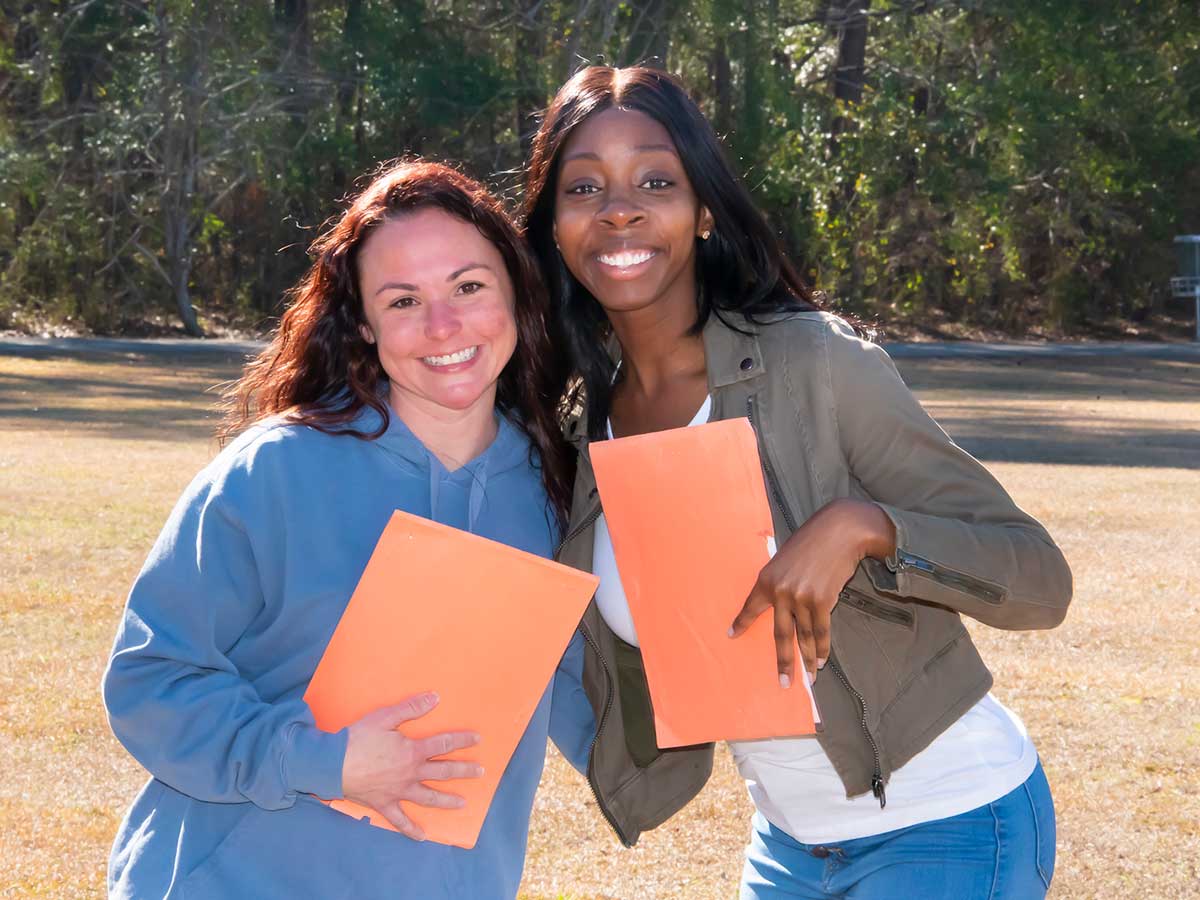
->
[830, 499, 897, 562]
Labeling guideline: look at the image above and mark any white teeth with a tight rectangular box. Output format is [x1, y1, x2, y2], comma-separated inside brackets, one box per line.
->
[423, 346, 478, 366]
[598, 250, 656, 268]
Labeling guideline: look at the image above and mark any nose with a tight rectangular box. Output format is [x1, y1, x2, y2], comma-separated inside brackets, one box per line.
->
[423, 299, 462, 342]
[599, 189, 645, 230]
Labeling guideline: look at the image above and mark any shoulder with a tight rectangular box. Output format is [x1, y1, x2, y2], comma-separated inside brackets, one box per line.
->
[184, 419, 352, 518]
[724, 310, 883, 373]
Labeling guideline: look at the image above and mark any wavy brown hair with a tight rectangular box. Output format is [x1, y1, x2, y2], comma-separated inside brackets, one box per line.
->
[220, 159, 574, 526]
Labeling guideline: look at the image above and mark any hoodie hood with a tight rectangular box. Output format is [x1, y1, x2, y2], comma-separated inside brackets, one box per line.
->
[352, 393, 533, 533]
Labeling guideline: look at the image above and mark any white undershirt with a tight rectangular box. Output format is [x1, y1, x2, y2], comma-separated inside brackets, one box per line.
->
[591, 396, 1038, 844]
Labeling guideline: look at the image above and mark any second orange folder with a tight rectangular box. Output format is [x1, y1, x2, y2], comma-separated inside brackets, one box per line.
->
[590, 417, 819, 747]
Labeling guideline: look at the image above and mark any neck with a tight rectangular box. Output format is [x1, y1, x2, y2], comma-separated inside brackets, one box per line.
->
[387, 387, 499, 471]
[607, 292, 706, 397]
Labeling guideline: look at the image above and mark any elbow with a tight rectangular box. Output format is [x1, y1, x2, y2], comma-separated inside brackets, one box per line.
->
[996, 556, 1073, 632]
[1038, 547, 1074, 627]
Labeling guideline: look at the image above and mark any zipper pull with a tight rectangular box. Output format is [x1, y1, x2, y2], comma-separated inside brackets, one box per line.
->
[872, 774, 887, 809]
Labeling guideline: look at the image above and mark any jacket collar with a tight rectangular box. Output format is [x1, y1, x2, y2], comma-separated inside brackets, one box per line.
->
[701, 311, 767, 389]
[565, 311, 767, 447]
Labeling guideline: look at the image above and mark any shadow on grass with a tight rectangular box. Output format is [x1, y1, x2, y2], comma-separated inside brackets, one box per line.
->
[1, 347, 1196, 466]
[0, 352, 240, 443]
[939, 414, 1199, 469]
[891, 356, 1200, 469]
[895, 355, 1200, 401]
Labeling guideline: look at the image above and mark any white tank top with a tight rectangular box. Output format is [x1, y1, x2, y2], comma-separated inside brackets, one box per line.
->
[591, 396, 1037, 844]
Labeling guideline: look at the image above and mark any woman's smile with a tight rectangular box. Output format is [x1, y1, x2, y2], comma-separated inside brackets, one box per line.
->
[594, 247, 661, 278]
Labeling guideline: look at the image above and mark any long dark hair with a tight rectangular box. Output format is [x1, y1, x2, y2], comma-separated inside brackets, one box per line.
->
[524, 65, 825, 439]
[221, 159, 574, 525]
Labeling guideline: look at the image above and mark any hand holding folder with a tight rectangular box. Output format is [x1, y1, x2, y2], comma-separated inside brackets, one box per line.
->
[590, 417, 820, 747]
[303, 510, 598, 849]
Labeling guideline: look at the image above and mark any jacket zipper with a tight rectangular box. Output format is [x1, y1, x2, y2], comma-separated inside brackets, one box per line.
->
[746, 395, 886, 809]
[828, 655, 887, 808]
[746, 397, 798, 533]
[554, 498, 601, 558]
[886, 549, 1005, 605]
[578, 621, 636, 847]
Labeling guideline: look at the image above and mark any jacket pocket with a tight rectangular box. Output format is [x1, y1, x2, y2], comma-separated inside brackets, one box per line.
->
[839, 585, 914, 629]
[613, 636, 662, 768]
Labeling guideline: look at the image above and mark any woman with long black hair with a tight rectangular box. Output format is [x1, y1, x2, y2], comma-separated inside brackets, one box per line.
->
[525, 66, 1071, 899]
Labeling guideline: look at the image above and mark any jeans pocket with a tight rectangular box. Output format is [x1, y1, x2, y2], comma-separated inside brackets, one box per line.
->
[1022, 762, 1057, 889]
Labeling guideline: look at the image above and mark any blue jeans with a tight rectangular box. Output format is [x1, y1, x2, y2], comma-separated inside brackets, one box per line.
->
[740, 760, 1056, 899]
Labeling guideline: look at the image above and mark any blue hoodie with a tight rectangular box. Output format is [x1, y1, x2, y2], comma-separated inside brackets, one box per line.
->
[103, 403, 595, 899]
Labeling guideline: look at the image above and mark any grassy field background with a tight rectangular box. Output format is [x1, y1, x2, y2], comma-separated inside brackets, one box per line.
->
[0, 344, 1197, 898]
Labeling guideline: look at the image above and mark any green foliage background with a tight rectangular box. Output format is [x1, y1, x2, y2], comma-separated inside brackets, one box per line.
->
[1, 0, 1197, 336]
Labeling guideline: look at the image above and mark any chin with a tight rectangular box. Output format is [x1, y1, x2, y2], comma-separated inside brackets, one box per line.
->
[588, 282, 663, 314]
[428, 386, 493, 412]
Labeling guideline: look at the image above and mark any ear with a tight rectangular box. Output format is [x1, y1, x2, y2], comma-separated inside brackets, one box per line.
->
[698, 206, 715, 239]
[359, 323, 376, 345]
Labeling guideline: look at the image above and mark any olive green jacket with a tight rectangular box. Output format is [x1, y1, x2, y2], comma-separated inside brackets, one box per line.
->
[555, 311, 1073, 847]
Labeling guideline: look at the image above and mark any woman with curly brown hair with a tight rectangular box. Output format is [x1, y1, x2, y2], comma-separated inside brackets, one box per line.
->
[102, 160, 593, 899]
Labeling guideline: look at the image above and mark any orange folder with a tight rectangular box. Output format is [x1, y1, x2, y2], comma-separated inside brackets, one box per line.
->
[590, 417, 819, 747]
[303, 510, 598, 849]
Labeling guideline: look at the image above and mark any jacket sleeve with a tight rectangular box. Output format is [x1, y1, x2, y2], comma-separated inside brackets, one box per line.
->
[547, 630, 595, 774]
[102, 473, 348, 810]
[823, 320, 1073, 630]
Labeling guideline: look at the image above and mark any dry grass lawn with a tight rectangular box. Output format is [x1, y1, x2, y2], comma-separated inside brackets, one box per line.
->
[0, 345, 1196, 899]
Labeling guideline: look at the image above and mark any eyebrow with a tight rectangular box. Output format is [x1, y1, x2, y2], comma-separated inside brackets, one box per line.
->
[373, 263, 493, 296]
[561, 143, 679, 164]
[448, 262, 493, 280]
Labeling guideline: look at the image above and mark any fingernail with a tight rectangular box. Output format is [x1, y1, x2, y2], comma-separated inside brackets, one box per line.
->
[453, 797, 466, 808]
[727, 627, 735, 638]
[779, 673, 791, 689]
[475, 766, 485, 777]
[817, 658, 827, 670]
[428, 692, 439, 705]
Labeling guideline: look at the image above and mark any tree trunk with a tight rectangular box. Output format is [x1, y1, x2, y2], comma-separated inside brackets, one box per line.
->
[156, 2, 204, 336]
[829, 0, 870, 150]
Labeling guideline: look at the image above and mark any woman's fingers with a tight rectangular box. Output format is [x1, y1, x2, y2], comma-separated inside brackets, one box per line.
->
[418, 759, 485, 782]
[381, 802, 425, 842]
[791, 604, 818, 680]
[729, 583, 773, 638]
[415, 730, 481, 760]
[403, 784, 466, 810]
[812, 602, 834, 673]
[771, 602, 797, 687]
[372, 692, 439, 730]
